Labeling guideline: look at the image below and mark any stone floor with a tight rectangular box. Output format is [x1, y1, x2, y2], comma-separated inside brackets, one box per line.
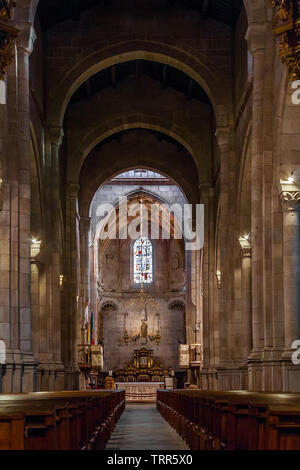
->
[106, 403, 190, 450]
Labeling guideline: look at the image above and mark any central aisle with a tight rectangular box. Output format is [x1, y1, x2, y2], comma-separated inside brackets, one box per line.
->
[106, 403, 190, 450]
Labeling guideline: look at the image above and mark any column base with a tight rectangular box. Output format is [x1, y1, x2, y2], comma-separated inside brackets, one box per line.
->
[36, 362, 65, 391]
[215, 365, 248, 391]
[64, 367, 80, 390]
[1, 350, 39, 393]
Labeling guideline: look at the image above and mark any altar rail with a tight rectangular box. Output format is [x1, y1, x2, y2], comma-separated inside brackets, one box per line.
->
[0, 390, 125, 450]
[157, 390, 300, 450]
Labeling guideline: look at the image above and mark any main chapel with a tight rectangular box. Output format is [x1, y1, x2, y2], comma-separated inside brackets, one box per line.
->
[0, 0, 300, 452]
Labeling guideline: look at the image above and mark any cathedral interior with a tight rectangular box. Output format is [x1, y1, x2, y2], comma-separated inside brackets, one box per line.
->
[0, 0, 300, 452]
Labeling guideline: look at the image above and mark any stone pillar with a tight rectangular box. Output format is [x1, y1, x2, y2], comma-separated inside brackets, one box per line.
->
[280, 189, 300, 353]
[80, 216, 91, 313]
[48, 127, 64, 364]
[246, 24, 266, 359]
[239, 237, 253, 359]
[215, 127, 232, 368]
[279, 187, 300, 391]
[1, 26, 39, 393]
[63, 182, 80, 389]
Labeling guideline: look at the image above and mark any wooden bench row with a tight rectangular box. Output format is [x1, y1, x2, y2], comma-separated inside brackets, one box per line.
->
[157, 390, 300, 450]
[0, 390, 125, 450]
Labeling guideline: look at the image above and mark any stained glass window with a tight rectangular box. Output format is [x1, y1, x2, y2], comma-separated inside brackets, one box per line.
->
[133, 237, 153, 284]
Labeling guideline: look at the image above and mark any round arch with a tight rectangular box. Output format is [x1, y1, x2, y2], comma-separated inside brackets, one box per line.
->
[47, 41, 230, 128]
[92, 188, 188, 248]
[70, 115, 199, 183]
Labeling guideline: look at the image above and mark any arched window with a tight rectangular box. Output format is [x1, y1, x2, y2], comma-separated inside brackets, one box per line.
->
[133, 237, 153, 284]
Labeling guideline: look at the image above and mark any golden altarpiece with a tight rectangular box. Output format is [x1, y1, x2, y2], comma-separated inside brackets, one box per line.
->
[115, 348, 172, 383]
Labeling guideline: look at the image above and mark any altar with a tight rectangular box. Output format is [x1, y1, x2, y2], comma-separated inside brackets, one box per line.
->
[113, 348, 173, 401]
[115, 381, 164, 402]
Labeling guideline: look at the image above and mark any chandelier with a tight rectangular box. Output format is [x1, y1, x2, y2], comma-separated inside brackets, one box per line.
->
[123, 198, 161, 345]
[273, 1, 300, 80]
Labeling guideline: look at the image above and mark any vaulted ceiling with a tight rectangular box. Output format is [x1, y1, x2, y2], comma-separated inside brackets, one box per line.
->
[69, 59, 212, 107]
[38, 0, 243, 30]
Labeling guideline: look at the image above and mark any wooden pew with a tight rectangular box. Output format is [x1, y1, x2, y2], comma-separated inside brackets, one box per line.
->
[0, 413, 24, 450]
[0, 390, 125, 450]
[157, 390, 300, 450]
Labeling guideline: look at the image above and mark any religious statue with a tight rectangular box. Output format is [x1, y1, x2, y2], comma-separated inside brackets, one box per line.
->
[141, 320, 148, 341]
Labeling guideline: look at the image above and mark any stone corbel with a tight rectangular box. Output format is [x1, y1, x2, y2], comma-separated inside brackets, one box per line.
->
[48, 126, 64, 148]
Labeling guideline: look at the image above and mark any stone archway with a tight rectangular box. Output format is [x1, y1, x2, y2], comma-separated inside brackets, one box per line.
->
[47, 42, 230, 130]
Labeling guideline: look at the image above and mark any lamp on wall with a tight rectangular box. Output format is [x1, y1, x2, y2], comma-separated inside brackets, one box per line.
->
[0, 177, 3, 210]
[216, 270, 221, 289]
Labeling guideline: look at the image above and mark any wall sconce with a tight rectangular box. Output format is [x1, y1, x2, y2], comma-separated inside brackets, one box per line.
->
[60, 275, 64, 287]
[216, 270, 221, 289]
[30, 238, 41, 258]
[0, 178, 3, 210]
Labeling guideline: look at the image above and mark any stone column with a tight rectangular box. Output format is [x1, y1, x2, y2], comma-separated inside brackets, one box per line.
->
[80, 216, 91, 311]
[280, 189, 300, 353]
[48, 127, 64, 364]
[215, 127, 232, 367]
[239, 237, 253, 359]
[246, 20, 275, 358]
[1, 26, 38, 393]
[246, 24, 266, 359]
[63, 182, 80, 389]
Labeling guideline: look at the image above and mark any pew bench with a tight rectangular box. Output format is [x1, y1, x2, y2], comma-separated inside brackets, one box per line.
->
[157, 390, 300, 451]
[0, 390, 125, 450]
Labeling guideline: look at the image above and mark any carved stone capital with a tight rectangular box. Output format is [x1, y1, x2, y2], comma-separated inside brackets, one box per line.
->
[48, 126, 64, 147]
[245, 23, 268, 55]
[239, 237, 252, 258]
[240, 246, 252, 258]
[215, 126, 230, 148]
[280, 190, 300, 211]
[80, 216, 91, 233]
[67, 182, 80, 199]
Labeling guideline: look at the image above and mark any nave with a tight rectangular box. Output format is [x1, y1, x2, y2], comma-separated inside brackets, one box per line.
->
[106, 404, 189, 451]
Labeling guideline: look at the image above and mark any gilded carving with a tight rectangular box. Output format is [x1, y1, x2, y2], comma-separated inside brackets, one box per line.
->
[0, 22, 18, 80]
[273, 1, 300, 80]
[272, 0, 292, 21]
[0, 2, 18, 80]
[0, 0, 16, 20]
